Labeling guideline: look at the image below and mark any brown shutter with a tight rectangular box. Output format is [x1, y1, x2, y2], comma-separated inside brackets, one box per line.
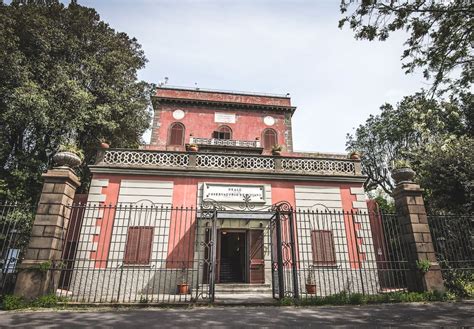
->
[249, 230, 265, 283]
[124, 227, 140, 264]
[124, 227, 153, 265]
[263, 129, 277, 149]
[311, 230, 336, 266]
[169, 123, 184, 145]
[137, 227, 153, 264]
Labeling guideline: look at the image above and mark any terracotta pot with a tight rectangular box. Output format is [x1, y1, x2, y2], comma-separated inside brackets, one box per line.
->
[53, 151, 82, 168]
[391, 167, 416, 184]
[350, 153, 360, 160]
[188, 146, 198, 152]
[272, 150, 282, 156]
[177, 283, 189, 295]
[306, 283, 317, 294]
[100, 142, 110, 149]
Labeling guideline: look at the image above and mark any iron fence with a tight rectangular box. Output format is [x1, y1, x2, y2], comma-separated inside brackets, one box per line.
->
[0, 203, 35, 296]
[0, 200, 472, 304]
[55, 203, 217, 304]
[278, 209, 410, 299]
[428, 214, 474, 297]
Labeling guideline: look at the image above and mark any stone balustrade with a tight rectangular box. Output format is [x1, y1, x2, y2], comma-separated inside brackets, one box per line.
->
[96, 149, 362, 176]
[189, 137, 261, 148]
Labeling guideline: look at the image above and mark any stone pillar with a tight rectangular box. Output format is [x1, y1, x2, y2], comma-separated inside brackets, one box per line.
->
[393, 182, 445, 292]
[14, 168, 80, 299]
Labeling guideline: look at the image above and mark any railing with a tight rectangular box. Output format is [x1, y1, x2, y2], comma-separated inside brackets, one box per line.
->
[190, 137, 261, 148]
[98, 149, 360, 176]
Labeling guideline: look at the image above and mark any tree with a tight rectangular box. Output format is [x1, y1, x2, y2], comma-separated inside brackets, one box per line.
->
[347, 92, 473, 212]
[0, 0, 153, 204]
[339, 0, 473, 96]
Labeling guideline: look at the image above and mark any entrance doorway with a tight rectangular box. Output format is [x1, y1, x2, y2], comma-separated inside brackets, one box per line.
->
[219, 231, 246, 283]
[216, 229, 265, 284]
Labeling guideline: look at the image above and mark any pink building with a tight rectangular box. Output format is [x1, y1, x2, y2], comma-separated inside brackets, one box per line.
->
[67, 86, 378, 302]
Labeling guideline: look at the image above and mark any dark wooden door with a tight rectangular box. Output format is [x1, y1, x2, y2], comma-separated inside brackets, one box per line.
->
[249, 230, 265, 283]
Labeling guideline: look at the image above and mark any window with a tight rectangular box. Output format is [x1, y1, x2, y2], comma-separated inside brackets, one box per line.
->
[169, 123, 185, 146]
[311, 230, 336, 266]
[262, 129, 278, 149]
[213, 125, 232, 140]
[124, 227, 154, 265]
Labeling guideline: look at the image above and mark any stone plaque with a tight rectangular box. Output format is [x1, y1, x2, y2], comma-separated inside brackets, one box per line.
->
[214, 112, 236, 124]
[203, 183, 265, 203]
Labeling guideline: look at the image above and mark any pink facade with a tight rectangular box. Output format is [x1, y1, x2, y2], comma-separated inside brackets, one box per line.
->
[73, 86, 377, 294]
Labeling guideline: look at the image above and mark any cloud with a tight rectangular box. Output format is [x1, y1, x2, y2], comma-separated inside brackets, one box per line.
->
[82, 0, 425, 152]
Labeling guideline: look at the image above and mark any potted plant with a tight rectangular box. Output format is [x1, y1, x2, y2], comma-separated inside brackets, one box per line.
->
[53, 143, 84, 168]
[187, 143, 199, 152]
[305, 267, 316, 294]
[349, 151, 361, 160]
[98, 138, 110, 149]
[391, 159, 416, 184]
[177, 262, 190, 294]
[271, 144, 282, 156]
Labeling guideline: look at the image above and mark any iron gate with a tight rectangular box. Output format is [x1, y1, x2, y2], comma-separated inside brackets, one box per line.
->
[201, 200, 299, 301]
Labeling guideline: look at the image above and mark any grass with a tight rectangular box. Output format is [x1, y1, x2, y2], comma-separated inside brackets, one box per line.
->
[1, 294, 69, 310]
[278, 290, 454, 306]
[1, 290, 461, 310]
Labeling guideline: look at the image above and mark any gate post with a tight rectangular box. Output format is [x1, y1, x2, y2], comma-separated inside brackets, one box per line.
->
[274, 211, 285, 299]
[14, 167, 80, 299]
[288, 211, 299, 299]
[392, 180, 445, 292]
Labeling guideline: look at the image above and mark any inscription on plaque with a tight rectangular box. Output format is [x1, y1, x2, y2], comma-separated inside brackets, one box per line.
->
[214, 112, 236, 124]
[203, 184, 265, 203]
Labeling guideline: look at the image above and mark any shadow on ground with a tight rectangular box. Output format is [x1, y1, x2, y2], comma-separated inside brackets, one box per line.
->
[1, 302, 473, 328]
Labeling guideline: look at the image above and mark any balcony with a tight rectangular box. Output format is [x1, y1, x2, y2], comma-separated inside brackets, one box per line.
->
[189, 137, 263, 154]
[94, 149, 363, 179]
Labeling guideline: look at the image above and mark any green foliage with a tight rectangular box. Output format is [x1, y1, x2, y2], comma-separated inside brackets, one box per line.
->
[0, 207, 34, 258]
[367, 189, 395, 213]
[347, 93, 473, 213]
[415, 136, 474, 213]
[31, 294, 67, 308]
[58, 143, 85, 161]
[393, 159, 411, 169]
[33, 260, 52, 273]
[443, 268, 474, 299]
[1, 294, 68, 310]
[280, 290, 452, 306]
[2, 295, 27, 310]
[339, 0, 473, 96]
[416, 260, 431, 273]
[0, 1, 154, 204]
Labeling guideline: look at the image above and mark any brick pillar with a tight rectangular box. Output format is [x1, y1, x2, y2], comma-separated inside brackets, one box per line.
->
[393, 182, 445, 292]
[14, 168, 80, 299]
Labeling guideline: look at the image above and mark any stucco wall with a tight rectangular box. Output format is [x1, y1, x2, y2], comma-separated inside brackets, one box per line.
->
[151, 104, 289, 153]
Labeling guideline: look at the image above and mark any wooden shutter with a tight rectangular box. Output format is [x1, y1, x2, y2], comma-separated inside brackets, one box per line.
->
[169, 123, 184, 145]
[124, 227, 153, 265]
[311, 230, 336, 266]
[124, 227, 140, 264]
[263, 129, 277, 149]
[137, 227, 153, 264]
[249, 230, 265, 283]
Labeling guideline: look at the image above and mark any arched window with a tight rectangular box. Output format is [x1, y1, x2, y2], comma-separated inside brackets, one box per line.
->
[262, 129, 278, 149]
[168, 122, 185, 146]
[213, 125, 232, 140]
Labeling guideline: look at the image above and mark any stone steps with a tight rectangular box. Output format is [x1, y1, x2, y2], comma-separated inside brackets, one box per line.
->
[215, 283, 272, 294]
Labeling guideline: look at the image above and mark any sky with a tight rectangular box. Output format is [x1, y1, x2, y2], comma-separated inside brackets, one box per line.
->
[80, 0, 427, 153]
